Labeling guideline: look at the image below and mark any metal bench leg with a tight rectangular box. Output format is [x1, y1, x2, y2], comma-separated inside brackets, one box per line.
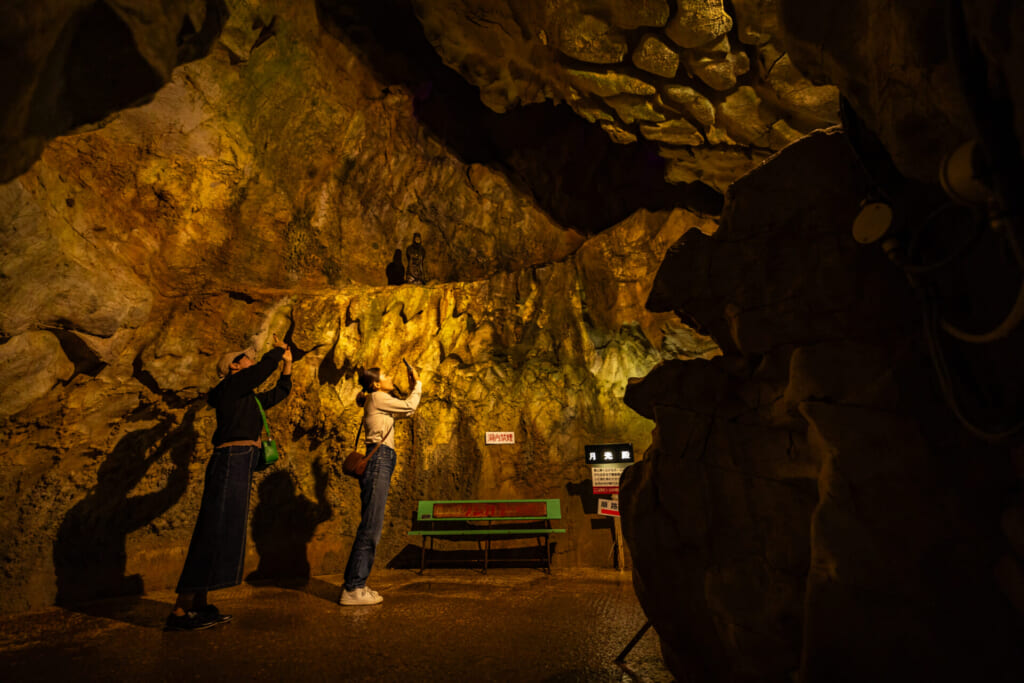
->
[545, 535, 551, 573]
[419, 536, 426, 574]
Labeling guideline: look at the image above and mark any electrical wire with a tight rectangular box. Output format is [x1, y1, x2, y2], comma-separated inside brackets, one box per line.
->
[940, 275, 1024, 343]
[923, 295, 1024, 441]
[937, 0, 1024, 344]
[902, 202, 987, 275]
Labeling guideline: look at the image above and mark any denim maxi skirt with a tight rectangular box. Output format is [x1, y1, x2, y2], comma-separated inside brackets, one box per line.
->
[176, 444, 258, 593]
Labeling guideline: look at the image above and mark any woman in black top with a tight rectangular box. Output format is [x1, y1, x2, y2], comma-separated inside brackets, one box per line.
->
[165, 338, 292, 631]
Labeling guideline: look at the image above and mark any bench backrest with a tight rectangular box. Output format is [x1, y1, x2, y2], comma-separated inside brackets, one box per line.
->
[416, 499, 561, 521]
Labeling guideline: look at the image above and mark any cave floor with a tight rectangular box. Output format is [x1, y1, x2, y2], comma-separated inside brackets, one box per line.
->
[0, 568, 671, 682]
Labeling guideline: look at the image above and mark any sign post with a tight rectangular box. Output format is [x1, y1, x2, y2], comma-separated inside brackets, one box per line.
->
[585, 443, 633, 572]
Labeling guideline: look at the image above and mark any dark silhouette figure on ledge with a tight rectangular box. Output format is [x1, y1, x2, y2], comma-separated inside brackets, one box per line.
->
[405, 232, 426, 283]
[247, 457, 331, 585]
[53, 410, 196, 605]
[385, 248, 405, 285]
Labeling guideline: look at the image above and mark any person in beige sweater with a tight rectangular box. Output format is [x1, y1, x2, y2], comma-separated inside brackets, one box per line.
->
[340, 362, 422, 606]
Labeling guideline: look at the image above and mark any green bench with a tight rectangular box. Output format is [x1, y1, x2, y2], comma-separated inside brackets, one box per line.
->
[408, 499, 567, 573]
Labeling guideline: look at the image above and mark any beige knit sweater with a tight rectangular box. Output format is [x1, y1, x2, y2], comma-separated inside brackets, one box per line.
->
[363, 381, 422, 449]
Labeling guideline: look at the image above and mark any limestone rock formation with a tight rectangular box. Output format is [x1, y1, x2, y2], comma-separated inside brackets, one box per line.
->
[0, 333, 76, 419]
[410, 0, 840, 193]
[775, 0, 1014, 182]
[0, 0, 718, 612]
[0, 0, 229, 183]
[621, 129, 1024, 681]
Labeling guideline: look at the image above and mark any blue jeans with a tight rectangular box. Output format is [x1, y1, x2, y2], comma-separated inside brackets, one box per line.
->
[343, 445, 396, 590]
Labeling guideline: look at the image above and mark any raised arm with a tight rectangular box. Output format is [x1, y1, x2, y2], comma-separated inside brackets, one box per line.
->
[374, 380, 422, 415]
[221, 347, 285, 397]
[255, 339, 293, 409]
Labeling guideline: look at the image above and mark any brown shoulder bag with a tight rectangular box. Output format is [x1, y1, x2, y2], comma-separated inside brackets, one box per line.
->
[342, 421, 394, 478]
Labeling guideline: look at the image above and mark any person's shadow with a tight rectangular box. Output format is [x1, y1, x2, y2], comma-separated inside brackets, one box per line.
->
[53, 408, 196, 618]
[385, 248, 405, 285]
[247, 457, 332, 591]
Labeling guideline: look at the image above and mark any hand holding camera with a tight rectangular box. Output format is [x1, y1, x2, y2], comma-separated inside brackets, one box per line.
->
[274, 334, 293, 364]
[403, 358, 418, 383]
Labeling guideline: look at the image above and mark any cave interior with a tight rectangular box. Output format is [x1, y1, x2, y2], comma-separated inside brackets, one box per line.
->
[2, 0, 1024, 681]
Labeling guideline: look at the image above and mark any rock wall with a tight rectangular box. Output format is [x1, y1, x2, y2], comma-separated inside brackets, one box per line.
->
[776, 0, 1023, 183]
[406, 0, 839, 192]
[621, 128, 1024, 681]
[0, 0, 719, 613]
[0, 0, 229, 183]
[617, 4, 1024, 679]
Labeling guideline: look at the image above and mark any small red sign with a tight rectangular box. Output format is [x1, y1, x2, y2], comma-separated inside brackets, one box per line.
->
[485, 431, 515, 444]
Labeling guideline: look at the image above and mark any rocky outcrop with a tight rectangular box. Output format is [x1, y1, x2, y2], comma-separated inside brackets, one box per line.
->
[0, 0, 229, 183]
[0, 0, 718, 613]
[621, 129, 1024, 681]
[776, 0, 1024, 183]
[408, 0, 839, 192]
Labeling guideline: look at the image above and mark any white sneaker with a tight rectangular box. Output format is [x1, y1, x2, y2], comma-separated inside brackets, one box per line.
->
[339, 586, 383, 606]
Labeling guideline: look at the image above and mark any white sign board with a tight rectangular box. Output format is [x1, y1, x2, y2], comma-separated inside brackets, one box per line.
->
[591, 465, 625, 495]
[485, 431, 515, 445]
[598, 498, 620, 517]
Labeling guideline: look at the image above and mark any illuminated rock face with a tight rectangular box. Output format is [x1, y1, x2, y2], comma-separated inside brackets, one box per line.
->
[408, 0, 840, 192]
[0, 0, 717, 612]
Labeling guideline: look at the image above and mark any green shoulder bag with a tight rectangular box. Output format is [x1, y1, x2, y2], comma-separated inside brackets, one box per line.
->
[253, 396, 280, 471]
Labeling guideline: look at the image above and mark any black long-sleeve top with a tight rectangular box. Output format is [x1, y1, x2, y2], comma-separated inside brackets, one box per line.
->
[208, 347, 292, 446]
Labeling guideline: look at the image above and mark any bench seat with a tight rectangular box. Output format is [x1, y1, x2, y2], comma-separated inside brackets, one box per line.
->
[408, 499, 566, 573]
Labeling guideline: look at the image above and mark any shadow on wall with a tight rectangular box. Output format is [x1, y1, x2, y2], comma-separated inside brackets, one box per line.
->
[566, 479, 618, 566]
[246, 458, 332, 586]
[53, 408, 197, 605]
[386, 248, 405, 285]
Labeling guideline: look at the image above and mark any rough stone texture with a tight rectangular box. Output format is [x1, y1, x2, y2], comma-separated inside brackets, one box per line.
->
[776, 0, 980, 181]
[0, 333, 76, 419]
[0, 0, 228, 183]
[681, 35, 750, 92]
[665, 0, 733, 49]
[556, 12, 629, 64]
[632, 33, 680, 78]
[732, 0, 779, 46]
[566, 69, 657, 98]
[0, 0, 719, 613]
[621, 129, 1024, 681]
[410, 0, 839, 193]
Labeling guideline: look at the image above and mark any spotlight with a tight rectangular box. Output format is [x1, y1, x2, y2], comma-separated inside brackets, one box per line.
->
[852, 199, 894, 245]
